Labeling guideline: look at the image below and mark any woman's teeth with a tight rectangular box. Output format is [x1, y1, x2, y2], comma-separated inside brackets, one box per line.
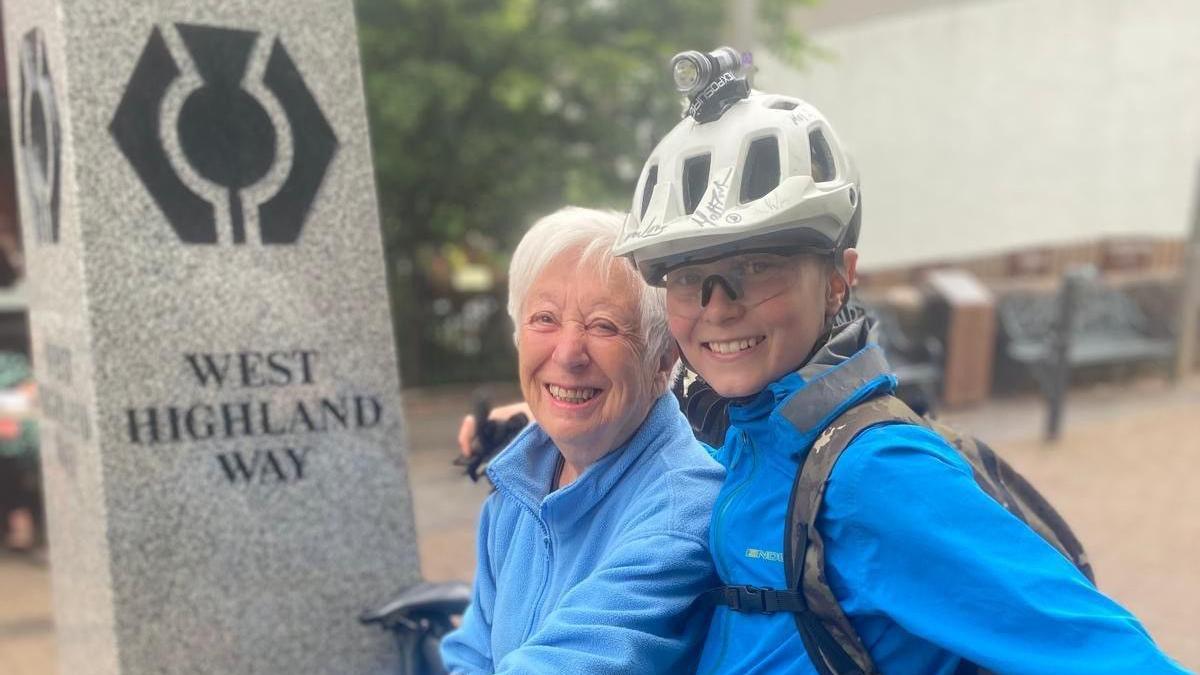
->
[548, 385, 599, 402]
[706, 337, 765, 354]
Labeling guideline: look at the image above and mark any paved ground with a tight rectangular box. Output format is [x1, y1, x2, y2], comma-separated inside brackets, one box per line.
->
[942, 377, 1200, 667]
[3, 377, 1198, 673]
[0, 550, 53, 675]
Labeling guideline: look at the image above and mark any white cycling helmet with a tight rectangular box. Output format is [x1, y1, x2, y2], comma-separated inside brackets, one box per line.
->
[613, 89, 861, 286]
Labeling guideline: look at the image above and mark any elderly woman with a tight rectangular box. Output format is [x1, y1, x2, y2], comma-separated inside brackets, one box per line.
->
[439, 207, 724, 674]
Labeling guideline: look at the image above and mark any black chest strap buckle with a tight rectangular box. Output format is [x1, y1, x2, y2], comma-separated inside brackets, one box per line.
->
[701, 585, 808, 614]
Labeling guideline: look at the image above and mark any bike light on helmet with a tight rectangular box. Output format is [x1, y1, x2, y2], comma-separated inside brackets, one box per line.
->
[670, 46, 751, 123]
[706, 46, 745, 76]
[671, 52, 706, 96]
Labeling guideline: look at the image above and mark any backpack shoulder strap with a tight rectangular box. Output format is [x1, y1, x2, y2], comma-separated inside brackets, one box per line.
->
[784, 395, 925, 675]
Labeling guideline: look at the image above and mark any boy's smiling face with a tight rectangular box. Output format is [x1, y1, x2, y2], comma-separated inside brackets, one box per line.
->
[667, 252, 851, 398]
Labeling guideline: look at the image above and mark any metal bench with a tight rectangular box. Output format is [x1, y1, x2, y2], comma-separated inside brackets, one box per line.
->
[996, 268, 1175, 438]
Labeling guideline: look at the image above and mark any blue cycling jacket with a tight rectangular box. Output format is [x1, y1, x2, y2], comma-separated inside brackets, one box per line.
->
[697, 319, 1186, 674]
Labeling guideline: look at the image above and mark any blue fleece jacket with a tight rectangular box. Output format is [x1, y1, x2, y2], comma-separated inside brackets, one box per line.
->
[440, 393, 724, 674]
[697, 342, 1186, 674]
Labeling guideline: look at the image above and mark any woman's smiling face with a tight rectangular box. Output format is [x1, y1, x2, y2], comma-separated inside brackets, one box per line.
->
[518, 250, 664, 459]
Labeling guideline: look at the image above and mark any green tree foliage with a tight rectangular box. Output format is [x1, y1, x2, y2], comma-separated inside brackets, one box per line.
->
[356, 0, 811, 384]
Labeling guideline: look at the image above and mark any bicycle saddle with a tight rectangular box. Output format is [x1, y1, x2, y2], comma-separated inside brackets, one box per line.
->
[360, 581, 472, 624]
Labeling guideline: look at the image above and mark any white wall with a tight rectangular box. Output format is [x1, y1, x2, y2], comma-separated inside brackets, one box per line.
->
[757, 0, 1200, 270]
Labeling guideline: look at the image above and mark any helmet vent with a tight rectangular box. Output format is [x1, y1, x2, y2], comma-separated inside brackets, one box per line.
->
[809, 129, 837, 183]
[640, 165, 659, 218]
[740, 136, 781, 204]
[768, 100, 799, 110]
[682, 154, 711, 215]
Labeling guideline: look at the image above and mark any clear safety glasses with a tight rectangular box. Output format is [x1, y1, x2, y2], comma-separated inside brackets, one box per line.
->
[660, 251, 822, 318]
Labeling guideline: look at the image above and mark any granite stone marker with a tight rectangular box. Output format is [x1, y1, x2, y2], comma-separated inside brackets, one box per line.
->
[3, 1, 421, 673]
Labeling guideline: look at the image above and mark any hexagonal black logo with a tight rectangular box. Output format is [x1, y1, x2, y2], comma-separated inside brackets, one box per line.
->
[110, 24, 337, 245]
[18, 28, 62, 245]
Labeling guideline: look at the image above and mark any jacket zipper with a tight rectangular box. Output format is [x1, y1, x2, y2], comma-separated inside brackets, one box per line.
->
[701, 431, 759, 675]
[713, 432, 759, 577]
[520, 504, 554, 642]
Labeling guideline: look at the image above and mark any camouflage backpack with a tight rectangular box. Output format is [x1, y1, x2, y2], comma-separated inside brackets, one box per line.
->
[782, 395, 1095, 675]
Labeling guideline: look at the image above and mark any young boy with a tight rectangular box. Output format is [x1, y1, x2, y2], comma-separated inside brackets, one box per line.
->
[608, 62, 1185, 674]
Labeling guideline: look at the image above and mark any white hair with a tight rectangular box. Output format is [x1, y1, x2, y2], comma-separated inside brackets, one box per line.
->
[507, 207, 676, 393]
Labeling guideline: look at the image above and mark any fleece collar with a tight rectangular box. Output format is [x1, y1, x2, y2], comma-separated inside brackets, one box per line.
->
[486, 393, 684, 528]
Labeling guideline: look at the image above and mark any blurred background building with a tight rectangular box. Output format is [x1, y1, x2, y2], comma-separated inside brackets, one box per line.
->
[756, 0, 1200, 275]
